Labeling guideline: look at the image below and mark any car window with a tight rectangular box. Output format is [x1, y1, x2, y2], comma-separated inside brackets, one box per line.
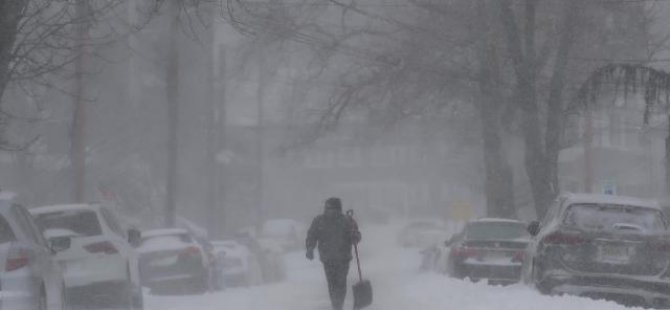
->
[100, 207, 125, 237]
[33, 209, 102, 237]
[564, 204, 666, 232]
[465, 222, 529, 240]
[11, 205, 45, 245]
[17, 206, 48, 246]
[0, 214, 16, 243]
[140, 234, 193, 249]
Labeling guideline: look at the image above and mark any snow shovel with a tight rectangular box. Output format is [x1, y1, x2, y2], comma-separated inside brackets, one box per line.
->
[347, 210, 372, 310]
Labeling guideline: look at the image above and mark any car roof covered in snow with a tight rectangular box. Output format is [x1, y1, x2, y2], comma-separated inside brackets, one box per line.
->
[141, 228, 190, 238]
[29, 203, 101, 215]
[471, 218, 525, 224]
[563, 193, 660, 210]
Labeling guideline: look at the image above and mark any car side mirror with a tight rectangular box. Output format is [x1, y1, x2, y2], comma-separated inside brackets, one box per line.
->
[49, 236, 71, 253]
[527, 221, 541, 237]
[128, 229, 141, 247]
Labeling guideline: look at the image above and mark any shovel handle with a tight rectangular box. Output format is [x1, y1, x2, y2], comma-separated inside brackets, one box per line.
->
[347, 209, 363, 281]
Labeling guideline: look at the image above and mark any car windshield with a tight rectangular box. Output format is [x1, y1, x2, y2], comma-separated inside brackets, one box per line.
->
[0, 215, 16, 243]
[465, 222, 528, 240]
[564, 204, 666, 232]
[33, 210, 102, 237]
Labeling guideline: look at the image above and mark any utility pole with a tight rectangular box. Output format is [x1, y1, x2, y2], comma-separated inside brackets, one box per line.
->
[165, 0, 180, 227]
[71, 0, 89, 203]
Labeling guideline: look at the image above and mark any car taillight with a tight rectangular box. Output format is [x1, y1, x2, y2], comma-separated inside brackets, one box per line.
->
[542, 232, 587, 246]
[84, 241, 118, 254]
[6, 249, 30, 271]
[451, 246, 480, 258]
[512, 250, 525, 263]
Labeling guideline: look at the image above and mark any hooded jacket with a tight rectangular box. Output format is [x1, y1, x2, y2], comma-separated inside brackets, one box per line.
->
[306, 208, 361, 262]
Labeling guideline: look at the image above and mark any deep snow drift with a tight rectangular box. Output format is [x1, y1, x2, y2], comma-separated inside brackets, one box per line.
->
[146, 224, 641, 310]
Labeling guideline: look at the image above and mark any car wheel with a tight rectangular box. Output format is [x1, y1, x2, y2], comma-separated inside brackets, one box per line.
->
[532, 261, 553, 295]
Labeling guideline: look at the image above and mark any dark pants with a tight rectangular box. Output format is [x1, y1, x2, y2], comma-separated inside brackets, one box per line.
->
[322, 260, 350, 310]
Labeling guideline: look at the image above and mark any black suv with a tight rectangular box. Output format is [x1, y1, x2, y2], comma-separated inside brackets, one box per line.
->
[523, 193, 670, 308]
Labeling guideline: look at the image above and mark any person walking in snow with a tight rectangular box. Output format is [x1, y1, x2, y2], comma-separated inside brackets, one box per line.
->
[306, 197, 362, 310]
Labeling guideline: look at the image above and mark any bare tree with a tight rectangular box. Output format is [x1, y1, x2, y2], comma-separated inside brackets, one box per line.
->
[574, 64, 670, 195]
[226, 0, 656, 219]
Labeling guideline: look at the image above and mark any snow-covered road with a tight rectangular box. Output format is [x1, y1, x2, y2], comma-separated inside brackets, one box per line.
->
[146, 225, 641, 310]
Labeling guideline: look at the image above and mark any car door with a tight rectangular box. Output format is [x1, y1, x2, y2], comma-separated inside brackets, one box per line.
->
[12, 204, 63, 308]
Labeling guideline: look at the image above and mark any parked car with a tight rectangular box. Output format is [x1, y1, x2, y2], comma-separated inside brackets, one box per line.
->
[233, 230, 286, 283]
[445, 218, 530, 285]
[259, 219, 306, 252]
[397, 219, 449, 248]
[0, 198, 69, 310]
[212, 240, 263, 287]
[30, 204, 143, 309]
[137, 229, 210, 294]
[523, 193, 670, 308]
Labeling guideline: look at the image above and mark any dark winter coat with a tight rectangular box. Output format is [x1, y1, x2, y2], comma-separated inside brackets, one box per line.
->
[306, 211, 361, 262]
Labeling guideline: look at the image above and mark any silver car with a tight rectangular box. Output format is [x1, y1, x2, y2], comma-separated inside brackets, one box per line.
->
[0, 199, 69, 310]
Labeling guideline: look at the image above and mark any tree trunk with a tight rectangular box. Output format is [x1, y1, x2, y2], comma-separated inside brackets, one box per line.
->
[480, 97, 516, 218]
[206, 27, 226, 238]
[165, 0, 180, 227]
[71, 0, 89, 203]
[477, 0, 515, 218]
[584, 108, 594, 193]
[544, 0, 579, 202]
[666, 115, 670, 196]
[499, 0, 554, 218]
[256, 61, 266, 227]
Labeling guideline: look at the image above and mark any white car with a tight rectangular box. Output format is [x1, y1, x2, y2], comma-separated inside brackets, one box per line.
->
[30, 204, 143, 309]
[212, 240, 262, 287]
[397, 219, 449, 248]
[260, 219, 306, 252]
[0, 199, 68, 310]
[138, 229, 211, 294]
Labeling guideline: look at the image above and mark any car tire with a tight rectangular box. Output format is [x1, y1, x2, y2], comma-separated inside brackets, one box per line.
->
[532, 261, 553, 295]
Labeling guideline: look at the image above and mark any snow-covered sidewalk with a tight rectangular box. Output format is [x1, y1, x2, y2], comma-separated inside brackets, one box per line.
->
[146, 224, 641, 310]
